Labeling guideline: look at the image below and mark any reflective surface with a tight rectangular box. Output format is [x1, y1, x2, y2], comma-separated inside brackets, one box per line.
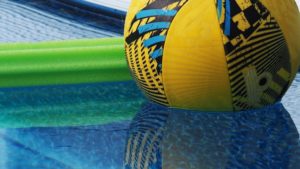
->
[0, 0, 299, 169]
[0, 0, 116, 43]
[0, 74, 298, 169]
[0, 122, 130, 169]
[125, 102, 300, 169]
[0, 81, 145, 128]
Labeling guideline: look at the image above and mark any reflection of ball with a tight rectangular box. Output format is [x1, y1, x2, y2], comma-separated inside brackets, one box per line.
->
[124, 102, 298, 169]
[124, 0, 300, 111]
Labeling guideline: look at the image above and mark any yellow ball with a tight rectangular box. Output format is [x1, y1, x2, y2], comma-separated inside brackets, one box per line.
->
[124, 0, 300, 111]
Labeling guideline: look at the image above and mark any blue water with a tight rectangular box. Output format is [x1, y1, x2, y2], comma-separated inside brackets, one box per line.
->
[125, 102, 300, 169]
[0, 1, 299, 169]
[0, 0, 117, 42]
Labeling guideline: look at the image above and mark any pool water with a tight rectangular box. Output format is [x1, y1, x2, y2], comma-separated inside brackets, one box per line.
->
[0, 1, 299, 169]
[0, 0, 117, 43]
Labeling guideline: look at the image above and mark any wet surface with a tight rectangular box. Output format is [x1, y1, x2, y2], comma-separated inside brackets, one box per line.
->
[0, 0, 117, 43]
[0, 1, 299, 168]
[125, 102, 300, 169]
[0, 122, 130, 169]
[0, 81, 145, 128]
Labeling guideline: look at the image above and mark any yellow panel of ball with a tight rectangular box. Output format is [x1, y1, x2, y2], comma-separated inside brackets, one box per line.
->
[124, 0, 300, 111]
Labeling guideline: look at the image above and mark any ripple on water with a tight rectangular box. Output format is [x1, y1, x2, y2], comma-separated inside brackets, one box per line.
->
[0, 0, 117, 43]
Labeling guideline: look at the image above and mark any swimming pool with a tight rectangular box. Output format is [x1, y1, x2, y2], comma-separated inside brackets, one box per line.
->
[0, 1, 299, 169]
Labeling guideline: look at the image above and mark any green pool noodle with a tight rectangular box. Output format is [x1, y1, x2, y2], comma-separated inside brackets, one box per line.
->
[0, 37, 145, 128]
[0, 37, 132, 88]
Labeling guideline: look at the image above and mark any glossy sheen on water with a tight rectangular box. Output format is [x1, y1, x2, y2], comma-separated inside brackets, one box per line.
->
[125, 102, 300, 169]
[0, 0, 116, 42]
[0, 1, 299, 169]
